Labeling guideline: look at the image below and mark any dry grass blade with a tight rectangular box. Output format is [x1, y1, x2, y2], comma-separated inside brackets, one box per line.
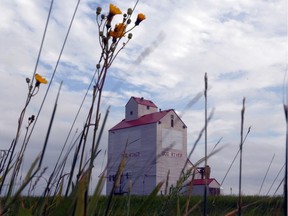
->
[181, 108, 215, 175]
[74, 171, 89, 216]
[176, 196, 181, 216]
[220, 126, 251, 186]
[224, 199, 262, 216]
[184, 200, 202, 216]
[87, 172, 105, 215]
[238, 97, 246, 215]
[126, 180, 132, 216]
[194, 145, 226, 168]
[283, 103, 288, 215]
[164, 169, 170, 195]
[105, 152, 127, 216]
[184, 168, 196, 215]
[0, 140, 16, 194]
[39, 82, 62, 170]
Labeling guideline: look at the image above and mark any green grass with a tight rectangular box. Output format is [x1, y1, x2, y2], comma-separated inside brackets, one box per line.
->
[2, 195, 283, 216]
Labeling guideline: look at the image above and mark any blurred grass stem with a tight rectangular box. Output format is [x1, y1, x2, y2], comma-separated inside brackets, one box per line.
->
[204, 73, 208, 216]
[238, 97, 245, 216]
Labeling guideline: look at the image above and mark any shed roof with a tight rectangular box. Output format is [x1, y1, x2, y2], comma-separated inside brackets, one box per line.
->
[128, 96, 158, 108]
[110, 109, 173, 131]
[192, 178, 220, 186]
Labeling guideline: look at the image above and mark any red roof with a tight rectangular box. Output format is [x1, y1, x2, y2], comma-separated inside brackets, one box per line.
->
[192, 178, 218, 185]
[130, 96, 158, 108]
[110, 109, 173, 131]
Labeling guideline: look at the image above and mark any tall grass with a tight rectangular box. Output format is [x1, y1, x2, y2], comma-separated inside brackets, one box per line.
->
[0, 1, 148, 215]
[238, 97, 245, 216]
[0, 1, 285, 216]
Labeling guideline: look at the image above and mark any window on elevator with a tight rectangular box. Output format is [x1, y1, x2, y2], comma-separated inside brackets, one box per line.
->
[171, 115, 174, 127]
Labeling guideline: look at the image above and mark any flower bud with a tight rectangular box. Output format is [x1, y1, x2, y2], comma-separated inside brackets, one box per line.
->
[28, 115, 35, 123]
[106, 22, 111, 29]
[96, 63, 100, 69]
[96, 7, 102, 15]
[127, 19, 131, 24]
[127, 8, 133, 15]
[128, 33, 133, 39]
[101, 14, 105, 20]
[26, 78, 30, 83]
[99, 31, 103, 36]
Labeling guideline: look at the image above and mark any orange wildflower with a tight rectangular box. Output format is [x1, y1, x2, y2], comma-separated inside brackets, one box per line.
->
[107, 4, 122, 21]
[135, 13, 146, 25]
[109, 23, 126, 39]
[35, 73, 48, 87]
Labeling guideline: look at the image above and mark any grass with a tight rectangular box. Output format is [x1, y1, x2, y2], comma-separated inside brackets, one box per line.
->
[1, 195, 283, 216]
[0, 1, 286, 216]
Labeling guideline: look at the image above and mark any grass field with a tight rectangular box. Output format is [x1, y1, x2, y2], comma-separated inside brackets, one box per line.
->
[5, 195, 284, 216]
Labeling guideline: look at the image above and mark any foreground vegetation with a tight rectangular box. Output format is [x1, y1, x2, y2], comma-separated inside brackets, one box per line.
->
[1, 1, 286, 216]
[3, 195, 284, 216]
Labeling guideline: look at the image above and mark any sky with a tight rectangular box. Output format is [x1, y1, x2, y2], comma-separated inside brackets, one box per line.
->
[0, 0, 287, 196]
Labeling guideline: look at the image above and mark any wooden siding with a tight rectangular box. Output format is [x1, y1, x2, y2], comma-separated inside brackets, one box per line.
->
[125, 99, 138, 121]
[125, 97, 158, 121]
[107, 99, 188, 195]
[107, 124, 158, 195]
[156, 110, 187, 194]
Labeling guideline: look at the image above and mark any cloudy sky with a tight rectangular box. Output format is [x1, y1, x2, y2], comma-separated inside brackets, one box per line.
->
[0, 0, 287, 196]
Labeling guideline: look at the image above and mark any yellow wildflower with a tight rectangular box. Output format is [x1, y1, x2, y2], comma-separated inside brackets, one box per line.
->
[109, 23, 126, 39]
[35, 73, 48, 87]
[135, 13, 146, 25]
[107, 4, 122, 21]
